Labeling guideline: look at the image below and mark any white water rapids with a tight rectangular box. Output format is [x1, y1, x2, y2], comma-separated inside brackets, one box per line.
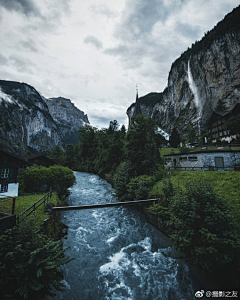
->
[51, 172, 209, 300]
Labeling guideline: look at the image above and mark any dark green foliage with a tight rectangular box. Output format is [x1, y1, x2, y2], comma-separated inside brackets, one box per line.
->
[127, 175, 155, 201]
[148, 178, 240, 286]
[186, 124, 197, 143]
[125, 115, 161, 176]
[77, 125, 98, 172]
[0, 219, 72, 300]
[113, 161, 132, 201]
[49, 145, 65, 161]
[19, 164, 75, 195]
[77, 121, 125, 176]
[169, 127, 181, 147]
[65, 144, 76, 169]
[66, 117, 162, 201]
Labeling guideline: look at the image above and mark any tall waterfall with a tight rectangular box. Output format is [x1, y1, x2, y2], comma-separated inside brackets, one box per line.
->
[187, 59, 202, 132]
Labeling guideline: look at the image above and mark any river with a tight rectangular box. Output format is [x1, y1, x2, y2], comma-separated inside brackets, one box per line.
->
[54, 171, 204, 300]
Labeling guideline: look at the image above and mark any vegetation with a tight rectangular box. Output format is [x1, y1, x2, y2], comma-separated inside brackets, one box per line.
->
[0, 192, 59, 229]
[57, 115, 163, 201]
[150, 171, 240, 224]
[47, 114, 240, 286]
[148, 178, 240, 287]
[169, 128, 181, 147]
[19, 164, 75, 196]
[0, 218, 72, 300]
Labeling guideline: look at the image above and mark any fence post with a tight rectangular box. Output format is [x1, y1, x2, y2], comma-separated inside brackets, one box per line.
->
[12, 197, 16, 215]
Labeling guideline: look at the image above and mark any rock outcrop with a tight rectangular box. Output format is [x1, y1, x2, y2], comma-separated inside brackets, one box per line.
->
[127, 6, 240, 139]
[45, 97, 89, 145]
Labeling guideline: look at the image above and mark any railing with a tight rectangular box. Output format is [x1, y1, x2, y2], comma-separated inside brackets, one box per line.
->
[16, 189, 52, 224]
[51, 197, 163, 213]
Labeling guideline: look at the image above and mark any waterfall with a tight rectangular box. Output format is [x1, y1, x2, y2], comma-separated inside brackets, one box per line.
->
[187, 59, 202, 133]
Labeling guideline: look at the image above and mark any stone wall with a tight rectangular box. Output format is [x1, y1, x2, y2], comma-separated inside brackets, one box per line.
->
[164, 151, 240, 170]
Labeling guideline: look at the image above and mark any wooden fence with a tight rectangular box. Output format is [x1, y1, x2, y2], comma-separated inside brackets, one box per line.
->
[16, 190, 52, 224]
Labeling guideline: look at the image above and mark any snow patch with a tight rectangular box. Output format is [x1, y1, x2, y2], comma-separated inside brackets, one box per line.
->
[0, 88, 14, 104]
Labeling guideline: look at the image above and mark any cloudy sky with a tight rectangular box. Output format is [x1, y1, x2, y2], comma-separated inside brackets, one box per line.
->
[0, 0, 239, 128]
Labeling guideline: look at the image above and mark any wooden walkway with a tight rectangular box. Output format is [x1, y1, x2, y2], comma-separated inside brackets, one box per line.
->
[52, 197, 162, 212]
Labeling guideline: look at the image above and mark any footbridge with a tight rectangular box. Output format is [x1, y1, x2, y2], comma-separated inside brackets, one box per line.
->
[51, 197, 162, 213]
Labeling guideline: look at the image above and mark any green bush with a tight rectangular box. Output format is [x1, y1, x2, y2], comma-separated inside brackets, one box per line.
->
[127, 175, 155, 200]
[149, 178, 240, 286]
[19, 165, 75, 195]
[0, 219, 72, 300]
[168, 180, 240, 271]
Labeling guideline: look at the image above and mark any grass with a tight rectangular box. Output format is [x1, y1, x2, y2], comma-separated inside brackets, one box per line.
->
[0, 191, 59, 228]
[160, 146, 240, 156]
[151, 171, 240, 225]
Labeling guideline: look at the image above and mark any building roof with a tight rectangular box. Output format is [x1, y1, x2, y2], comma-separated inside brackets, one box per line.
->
[0, 148, 31, 165]
[208, 103, 240, 125]
[23, 155, 55, 164]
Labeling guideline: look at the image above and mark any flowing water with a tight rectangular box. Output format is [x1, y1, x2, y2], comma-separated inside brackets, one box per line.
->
[55, 172, 202, 300]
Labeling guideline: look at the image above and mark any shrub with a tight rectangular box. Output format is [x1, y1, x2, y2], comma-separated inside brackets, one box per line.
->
[19, 165, 75, 195]
[167, 180, 240, 281]
[0, 219, 72, 300]
[127, 175, 155, 200]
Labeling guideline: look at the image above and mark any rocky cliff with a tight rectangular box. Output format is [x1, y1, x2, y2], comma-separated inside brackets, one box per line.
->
[127, 6, 240, 139]
[0, 80, 89, 154]
[45, 97, 89, 145]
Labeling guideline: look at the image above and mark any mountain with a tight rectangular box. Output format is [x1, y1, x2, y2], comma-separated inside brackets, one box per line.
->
[0, 80, 89, 154]
[127, 5, 240, 139]
[45, 97, 89, 145]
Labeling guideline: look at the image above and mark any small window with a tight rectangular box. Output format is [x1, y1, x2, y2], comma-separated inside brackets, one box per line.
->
[3, 157, 7, 163]
[1, 168, 9, 178]
[164, 158, 171, 163]
[188, 156, 198, 161]
[179, 157, 187, 161]
[0, 184, 8, 193]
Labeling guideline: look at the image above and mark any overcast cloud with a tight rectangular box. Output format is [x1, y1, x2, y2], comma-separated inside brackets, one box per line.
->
[0, 0, 239, 128]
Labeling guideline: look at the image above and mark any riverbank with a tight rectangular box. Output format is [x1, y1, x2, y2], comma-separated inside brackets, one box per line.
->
[52, 171, 204, 299]
[141, 206, 227, 291]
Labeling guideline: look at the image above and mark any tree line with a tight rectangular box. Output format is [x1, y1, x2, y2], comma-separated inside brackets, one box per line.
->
[51, 115, 165, 201]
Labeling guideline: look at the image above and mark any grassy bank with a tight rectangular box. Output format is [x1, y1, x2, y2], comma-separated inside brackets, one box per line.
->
[150, 170, 240, 225]
[0, 192, 59, 228]
[160, 146, 240, 156]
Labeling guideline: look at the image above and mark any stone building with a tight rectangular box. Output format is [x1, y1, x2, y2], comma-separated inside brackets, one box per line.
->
[164, 150, 240, 170]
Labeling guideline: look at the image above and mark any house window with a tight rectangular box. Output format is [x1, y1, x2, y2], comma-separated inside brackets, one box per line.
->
[1, 168, 9, 178]
[188, 156, 198, 161]
[179, 157, 187, 161]
[0, 184, 8, 193]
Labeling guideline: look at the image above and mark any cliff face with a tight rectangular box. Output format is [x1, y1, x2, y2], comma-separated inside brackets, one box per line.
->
[127, 6, 240, 138]
[45, 97, 89, 144]
[0, 81, 89, 154]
